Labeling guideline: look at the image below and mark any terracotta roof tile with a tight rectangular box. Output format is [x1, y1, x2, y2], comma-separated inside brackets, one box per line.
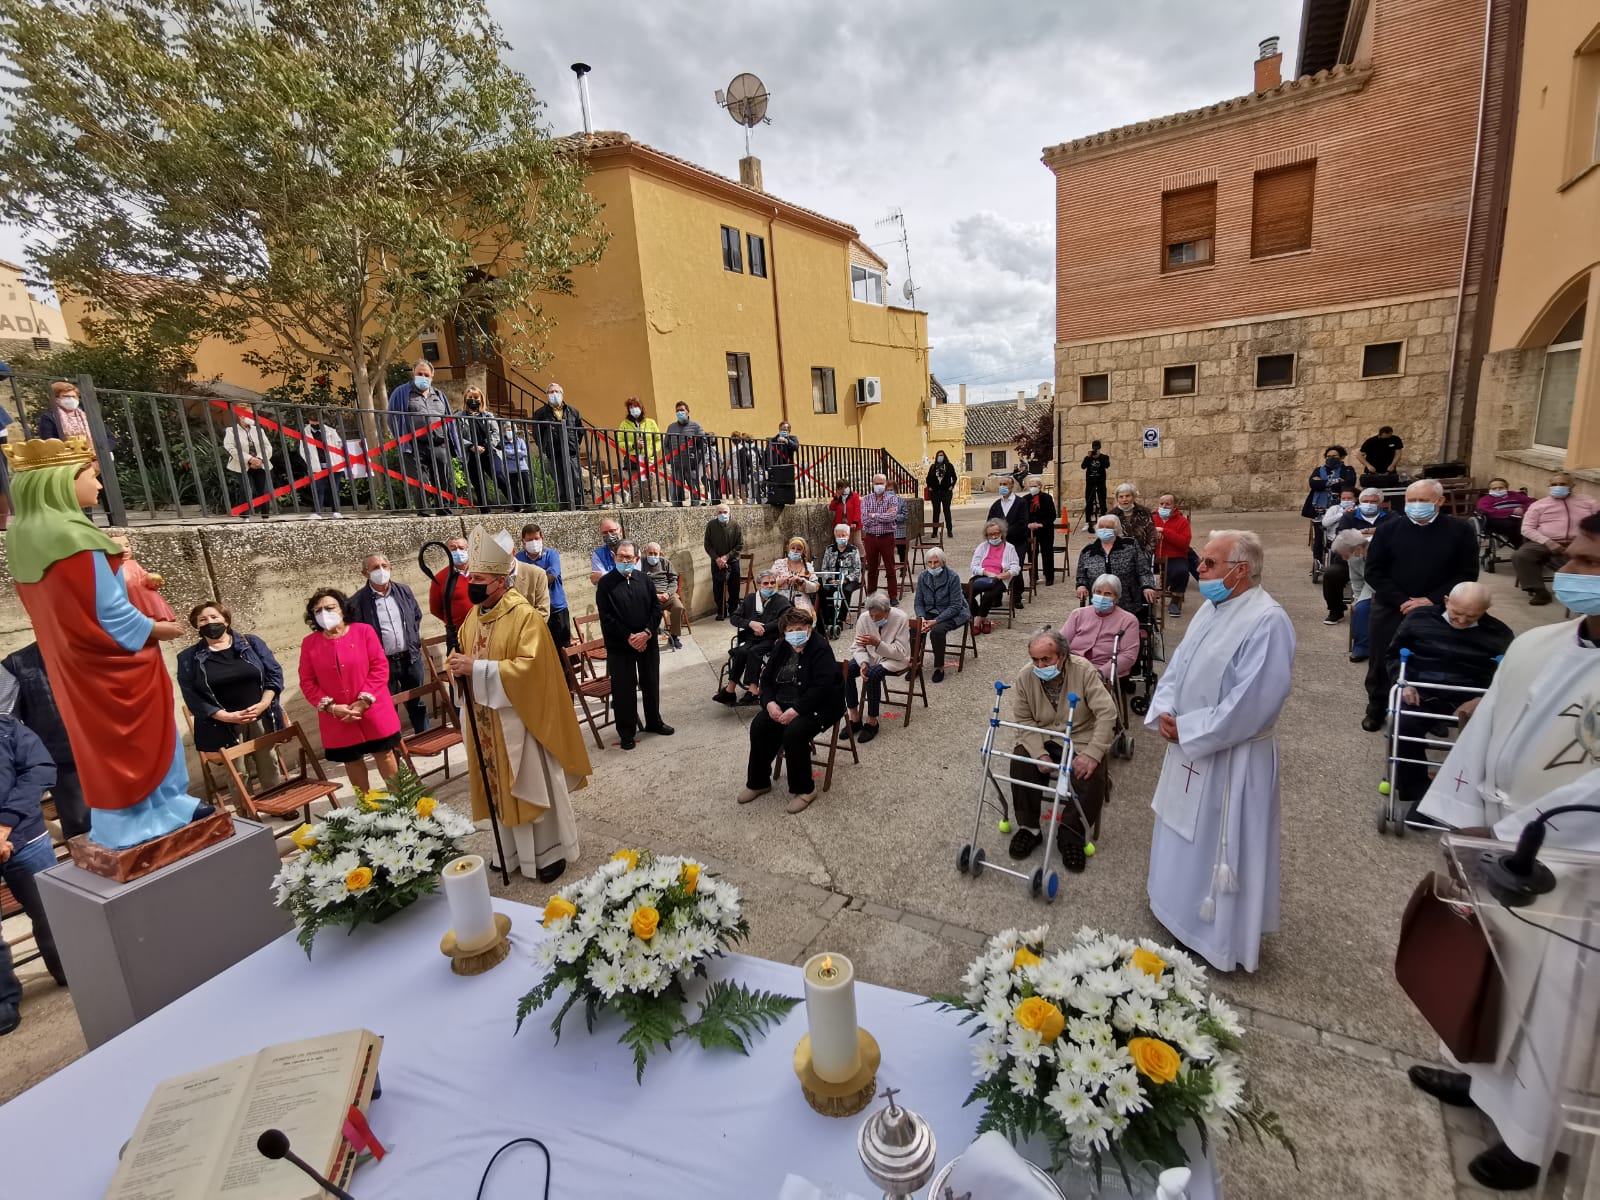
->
[965, 398, 1045, 446]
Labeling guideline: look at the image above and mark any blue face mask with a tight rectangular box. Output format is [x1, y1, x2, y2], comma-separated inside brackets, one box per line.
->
[1090, 594, 1115, 613]
[998, 486, 1010, 498]
[927, 565, 943, 576]
[1551, 486, 1571, 499]
[1157, 507, 1172, 520]
[413, 374, 431, 391]
[1340, 500, 1355, 510]
[987, 536, 1004, 547]
[1096, 529, 1115, 543]
[1405, 501, 1437, 523]
[784, 630, 809, 648]
[645, 555, 660, 565]
[1553, 572, 1600, 614]
[676, 412, 689, 424]
[616, 561, 638, 575]
[875, 617, 888, 628]
[717, 513, 729, 523]
[449, 549, 469, 566]
[1197, 562, 1240, 604]
[788, 550, 802, 561]
[1032, 664, 1061, 682]
[1359, 502, 1380, 517]
[759, 587, 776, 599]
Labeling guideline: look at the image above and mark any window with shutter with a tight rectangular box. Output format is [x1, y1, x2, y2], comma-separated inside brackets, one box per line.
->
[1251, 161, 1316, 257]
[1161, 184, 1216, 273]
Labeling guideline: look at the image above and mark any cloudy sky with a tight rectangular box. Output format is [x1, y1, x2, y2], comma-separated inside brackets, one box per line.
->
[0, 0, 1301, 402]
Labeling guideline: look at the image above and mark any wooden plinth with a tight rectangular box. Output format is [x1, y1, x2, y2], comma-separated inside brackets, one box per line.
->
[440, 912, 513, 976]
[67, 811, 236, 883]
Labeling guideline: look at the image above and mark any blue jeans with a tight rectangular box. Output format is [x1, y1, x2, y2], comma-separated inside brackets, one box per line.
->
[0, 834, 64, 1008]
[1351, 598, 1371, 657]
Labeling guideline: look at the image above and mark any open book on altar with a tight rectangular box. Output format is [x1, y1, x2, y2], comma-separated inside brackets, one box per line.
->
[105, 1028, 383, 1200]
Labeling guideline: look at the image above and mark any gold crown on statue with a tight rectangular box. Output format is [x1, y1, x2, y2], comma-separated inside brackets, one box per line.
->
[2, 436, 97, 472]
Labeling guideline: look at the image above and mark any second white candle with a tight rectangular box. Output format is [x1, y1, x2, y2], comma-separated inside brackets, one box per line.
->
[803, 951, 859, 1084]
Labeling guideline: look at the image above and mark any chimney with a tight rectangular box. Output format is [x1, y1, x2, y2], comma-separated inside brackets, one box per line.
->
[1016, 390, 1026, 411]
[958, 383, 967, 407]
[1254, 37, 1282, 92]
[739, 155, 763, 192]
[570, 63, 593, 135]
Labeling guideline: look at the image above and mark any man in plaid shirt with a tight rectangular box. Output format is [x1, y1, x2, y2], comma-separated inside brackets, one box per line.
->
[860, 472, 901, 603]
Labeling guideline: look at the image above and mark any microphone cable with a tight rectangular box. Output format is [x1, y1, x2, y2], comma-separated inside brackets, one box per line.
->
[1499, 903, 1600, 954]
[474, 1136, 552, 1200]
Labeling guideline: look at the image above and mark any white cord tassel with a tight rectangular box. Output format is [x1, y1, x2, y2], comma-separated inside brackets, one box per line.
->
[1197, 748, 1238, 923]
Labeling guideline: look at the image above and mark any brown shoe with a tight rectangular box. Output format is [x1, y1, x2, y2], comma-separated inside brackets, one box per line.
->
[1528, 588, 1552, 607]
[737, 785, 771, 805]
[785, 789, 817, 814]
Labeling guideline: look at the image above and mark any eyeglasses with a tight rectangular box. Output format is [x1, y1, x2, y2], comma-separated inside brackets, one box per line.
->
[1197, 557, 1245, 570]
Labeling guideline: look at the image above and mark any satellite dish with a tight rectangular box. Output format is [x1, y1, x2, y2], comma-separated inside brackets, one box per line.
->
[722, 73, 770, 127]
[902, 279, 915, 303]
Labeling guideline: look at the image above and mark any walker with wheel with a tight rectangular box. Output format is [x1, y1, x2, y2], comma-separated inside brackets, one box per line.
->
[1376, 647, 1491, 837]
[956, 681, 1097, 902]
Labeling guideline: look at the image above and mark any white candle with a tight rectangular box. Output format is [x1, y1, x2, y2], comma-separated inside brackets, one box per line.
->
[442, 854, 497, 952]
[803, 952, 859, 1083]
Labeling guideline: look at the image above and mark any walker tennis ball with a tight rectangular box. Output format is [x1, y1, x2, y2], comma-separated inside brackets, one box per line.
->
[998, 820, 1014, 834]
[1084, 842, 1097, 857]
[1378, 781, 1391, 795]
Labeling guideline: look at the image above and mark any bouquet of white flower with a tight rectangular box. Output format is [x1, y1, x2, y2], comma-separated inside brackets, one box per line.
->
[271, 766, 475, 954]
[931, 924, 1293, 1188]
[515, 849, 799, 1081]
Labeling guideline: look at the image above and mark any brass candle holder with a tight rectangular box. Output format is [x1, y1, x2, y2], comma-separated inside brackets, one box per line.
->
[439, 912, 512, 976]
[793, 1028, 881, 1118]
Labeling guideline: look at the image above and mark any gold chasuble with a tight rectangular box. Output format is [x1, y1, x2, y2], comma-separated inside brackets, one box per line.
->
[460, 588, 591, 866]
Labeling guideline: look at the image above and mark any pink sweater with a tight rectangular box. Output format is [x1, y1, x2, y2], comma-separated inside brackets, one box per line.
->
[1060, 605, 1140, 679]
[298, 622, 402, 750]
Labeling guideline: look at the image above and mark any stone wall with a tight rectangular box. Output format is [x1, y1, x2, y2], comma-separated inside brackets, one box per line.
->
[1472, 347, 1600, 502]
[1055, 294, 1456, 510]
[0, 498, 878, 761]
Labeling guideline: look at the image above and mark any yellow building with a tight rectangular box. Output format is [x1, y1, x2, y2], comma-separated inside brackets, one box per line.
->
[1470, 4, 1600, 496]
[0, 261, 64, 360]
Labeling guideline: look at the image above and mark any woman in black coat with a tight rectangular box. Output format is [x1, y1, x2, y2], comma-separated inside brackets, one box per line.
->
[175, 601, 286, 787]
[737, 608, 846, 814]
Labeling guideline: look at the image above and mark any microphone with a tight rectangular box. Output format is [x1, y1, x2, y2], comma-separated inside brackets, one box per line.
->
[1482, 804, 1600, 908]
[256, 1129, 359, 1200]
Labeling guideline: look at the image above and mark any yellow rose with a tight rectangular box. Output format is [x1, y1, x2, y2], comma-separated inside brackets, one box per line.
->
[289, 823, 317, 850]
[681, 863, 700, 894]
[611, 849, 640, 871]
[1013, 947, 1041, 971]
[1131, 948, 1167, 977]
[1013, 996, 1066, 1044]
[632, 906, 660, 940]
[1128, 1037, 1182, 1084]
[344, 866, 374, 893]
[415, 796, 436, 819]
[360, 790, 386, 812]
[542, 896, 577, 927]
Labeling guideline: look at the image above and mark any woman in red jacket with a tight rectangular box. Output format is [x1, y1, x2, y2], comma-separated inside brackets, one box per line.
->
[298, 588, 402, 794]
[828, 479, 863, 548]
[1153, 493, 1193, 618]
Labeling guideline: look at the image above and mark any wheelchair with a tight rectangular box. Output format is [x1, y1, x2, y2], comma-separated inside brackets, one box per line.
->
[1307, 514, 1332, 583]
[1475, 512, 1517, 574]
[1104, 628, 1137, 760]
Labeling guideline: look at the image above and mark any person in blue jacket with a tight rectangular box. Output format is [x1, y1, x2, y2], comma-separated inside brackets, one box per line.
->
[0, 713, 63, 1036]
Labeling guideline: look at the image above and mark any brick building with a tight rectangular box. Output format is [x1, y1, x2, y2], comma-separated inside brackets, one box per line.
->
[1043, 0, 1516, 509]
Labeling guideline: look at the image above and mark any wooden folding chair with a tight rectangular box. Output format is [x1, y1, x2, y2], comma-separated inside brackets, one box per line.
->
[772, 712, 860, 794]
[573, 615, 608, 667]
[740, 551, 757, 592]
[657, 575, 694, 650]
[562, 638, 615, 750]
[181, 705, 228, 806]
[422, 634, 451, 683]
[880, 622, 930, 728]
[217, 723, 342, 838]
[393, 678, 463, 781]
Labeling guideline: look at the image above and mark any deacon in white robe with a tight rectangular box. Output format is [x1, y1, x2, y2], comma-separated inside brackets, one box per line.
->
[1145, 530, 1296, 973]
[1415, 608, 1600, 1176]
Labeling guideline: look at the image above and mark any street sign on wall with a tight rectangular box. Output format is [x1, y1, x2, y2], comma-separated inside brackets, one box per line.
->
[1142, 427, 1161, 449]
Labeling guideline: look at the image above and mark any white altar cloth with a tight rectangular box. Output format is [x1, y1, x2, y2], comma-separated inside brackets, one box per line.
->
[0, 897, 1218, 1198]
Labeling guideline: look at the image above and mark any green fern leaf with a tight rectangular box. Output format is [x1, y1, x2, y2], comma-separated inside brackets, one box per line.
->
[613, 992, 686, 1083]
[682, 982, 801, 1054]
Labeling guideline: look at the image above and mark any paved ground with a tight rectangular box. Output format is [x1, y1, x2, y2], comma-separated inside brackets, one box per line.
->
[0, 501, 1559, 1197]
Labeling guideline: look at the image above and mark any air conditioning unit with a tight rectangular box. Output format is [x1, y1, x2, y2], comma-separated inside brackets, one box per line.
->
[856, 376, 882, 405]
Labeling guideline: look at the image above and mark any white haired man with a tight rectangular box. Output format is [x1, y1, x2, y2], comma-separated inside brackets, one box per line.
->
[385, 358, 459, 517]
[1146, 530, 1295, 972]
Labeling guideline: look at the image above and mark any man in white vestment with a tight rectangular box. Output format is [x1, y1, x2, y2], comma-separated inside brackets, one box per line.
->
[448, 528, 591, 884]
[1145, 530, 1296, 973]
[1407, 513, 1600, 1191]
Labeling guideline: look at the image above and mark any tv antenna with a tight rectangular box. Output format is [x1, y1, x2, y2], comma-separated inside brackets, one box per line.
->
[875, 207, 918, 310]
[715, 72, 771, 157]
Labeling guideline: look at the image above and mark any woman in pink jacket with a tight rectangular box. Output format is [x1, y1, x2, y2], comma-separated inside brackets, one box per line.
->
[1060, 573, 1141, 680]
[298, 588, 402, 793]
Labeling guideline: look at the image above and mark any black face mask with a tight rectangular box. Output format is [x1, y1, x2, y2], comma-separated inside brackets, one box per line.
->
[467, 582, 491, 604]
[604, 533, 622, 548]
[198, 621, 227, 641]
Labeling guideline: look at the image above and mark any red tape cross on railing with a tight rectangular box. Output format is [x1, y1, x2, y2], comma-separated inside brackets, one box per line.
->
[591, 431, 707, 506]
[208, 401, 471, 514]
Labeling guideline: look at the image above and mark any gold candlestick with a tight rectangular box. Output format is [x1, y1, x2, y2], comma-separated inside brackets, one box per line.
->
[793, 1028, 881, 1118]
[439, 912, 513, 975]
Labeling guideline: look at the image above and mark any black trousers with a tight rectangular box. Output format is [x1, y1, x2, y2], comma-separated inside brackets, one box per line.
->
[609, 641, 661, 740]
[1011, 743, 1107, 842]
[1393, 694, 1460, 805]
[1323, 556, 1351, 617]
[819, 582, 859, 630]
[410, 442, 453, 511]
[925, 617, 963, 668]
[230, 467, 271, 517]
[464, 448, 497, 507]
[929, 490, 954, 536]
[1364, 601, 1404, 721]
[971, 577, 1005, 617]
[1085, 479, 1107, 520]
[547, 607, 572, 648]
[711, 560, 741, 617]
[747, 709, 829, 795]
[1033, 535, 1055, 585]
[1484, 514, 1523, 548]
[548, 446, 583, 510]
[728, 639, 771, 688]
[387, 651, 428, 733]
[50, 762, 90, 841]
[846, 660, 899, 717]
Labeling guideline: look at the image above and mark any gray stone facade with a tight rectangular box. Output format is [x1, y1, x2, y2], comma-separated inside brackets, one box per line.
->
[1054, 292, 1459, 511]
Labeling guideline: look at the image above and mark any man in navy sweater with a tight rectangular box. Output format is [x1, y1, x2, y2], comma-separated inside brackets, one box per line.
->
[1361, 479, 1479, 731]
[0, 713, 63, 1036]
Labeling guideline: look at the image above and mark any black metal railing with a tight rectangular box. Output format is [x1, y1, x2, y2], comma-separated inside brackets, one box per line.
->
[0, 368, 919, 525]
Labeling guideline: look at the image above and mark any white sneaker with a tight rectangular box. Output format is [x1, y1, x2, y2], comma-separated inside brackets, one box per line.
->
[332, 511, 347, 519]
[309, 512, 324, 520]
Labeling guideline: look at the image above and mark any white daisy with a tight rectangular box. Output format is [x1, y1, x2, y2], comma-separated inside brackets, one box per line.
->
[1079, 1106, 1114, 1152]
[979, 993, 1012, 1032]
[1209, 1057, 1245, 1113]
[533, 937, 560, 968]
[1006, 1026, 1046, 1068]
[1105, 1068, 1149, 1116]
[556, 933, 587, 964]
[1045, 1081, 1094, 1128]
[587, 957, 625, 999]
[971, 1038, 1004, 1080]
[1084, 968, 1131, 997]
[1008, 1061, 1039, 1097]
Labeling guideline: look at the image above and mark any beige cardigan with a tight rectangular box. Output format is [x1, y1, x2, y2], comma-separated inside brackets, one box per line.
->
[850, 607, 912, 673]
[1009, 655, 1116, 764]
[511, 559, 552, 621]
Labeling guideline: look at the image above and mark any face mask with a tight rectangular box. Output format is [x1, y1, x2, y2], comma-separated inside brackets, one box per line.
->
[1404, 501, 1436, 523]
[616, 561, 637, 575]
[987, 536, 1004, 547]
[874, 617, 888, 628]
[1488, 489, 1507, 498]
[784, 630, 809, 648]
[1197, 576, 1233, 603]
[467, 582, 490, 604]
[1360, 502, 1380, 516]
[1157, 507, 1172, 520]
[628, 407, 642, 420]
[997, 486, 1010, 498]
[936, 455, 946, 463]
[788, 550, 802, 561]
[413, 375, 431, 391]
[604, 532, 621, 548]
[368, 567, 390, 586]
[927, 565, 943, 576]
[836, 538, 849, 548]
[315, 609, 341, 631]
[450, 549, 469, 566]
[525, 539, 543, 556]
[239, 417, 255, 428]
[1028, 487, 1039, 496]
[1032, 664, 1061, 682]
[759, 587, 776, 599]
[1325, 459, 1341, 472]
[1552, 572, 1600, 614]
[676, 411, 689, 424]
[873, 484, 887, 495]
[466, 399, 481, 410]
[1444, 611, 1477, 630]
[550, 397, 564, 409]
[1091, 595, 1115, 613]
[717, 513, 729, 523]
[1096, 529, 1115, 543]
[645, 555, 660, 565]
[1340, 500, 1355, 511]
[1551, 486, 1571, 499]
[779, 428, 790, 436]
[58, 395, 81, 411]
[840, 487, 851, 497]
[198, 621, 227, 641]
[1118, 501, 1134, 511]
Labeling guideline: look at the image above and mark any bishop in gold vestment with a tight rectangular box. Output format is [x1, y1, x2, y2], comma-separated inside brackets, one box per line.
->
[449, 529, 591, 881]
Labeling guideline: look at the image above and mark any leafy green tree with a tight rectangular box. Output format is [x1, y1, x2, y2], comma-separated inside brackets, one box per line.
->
[0, 0, 607, 425]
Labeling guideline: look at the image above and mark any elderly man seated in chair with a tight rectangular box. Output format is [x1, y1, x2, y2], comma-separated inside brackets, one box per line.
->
[713, 569, 791, 707]
[1383, 581, 1512, 824]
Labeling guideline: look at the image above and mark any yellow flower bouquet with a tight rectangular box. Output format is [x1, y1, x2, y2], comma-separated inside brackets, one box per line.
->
[515, 849, 798, 1081]
[931, 924, 1293, 1187]
[270, 765, 474, 954]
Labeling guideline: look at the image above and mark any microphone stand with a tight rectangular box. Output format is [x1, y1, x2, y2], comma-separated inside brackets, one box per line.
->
[418, 541, 511, 887]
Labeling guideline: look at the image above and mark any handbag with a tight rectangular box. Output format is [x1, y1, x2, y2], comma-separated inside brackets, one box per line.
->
[1394, 872, 1502, 1063]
